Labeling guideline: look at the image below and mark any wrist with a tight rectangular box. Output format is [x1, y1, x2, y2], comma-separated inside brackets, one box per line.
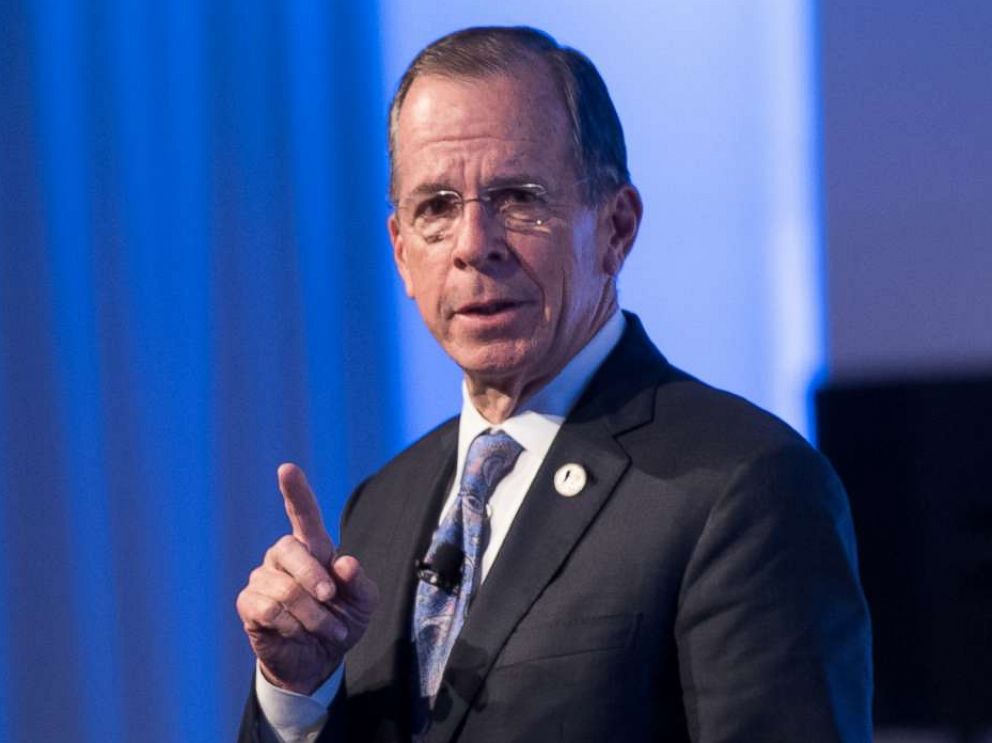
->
[255, 660, 340, 738]
[258, 660, 338, 696]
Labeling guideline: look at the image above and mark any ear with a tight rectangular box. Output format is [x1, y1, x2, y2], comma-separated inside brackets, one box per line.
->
[388, 213, 415, 298]
[599, 184, 643, 277]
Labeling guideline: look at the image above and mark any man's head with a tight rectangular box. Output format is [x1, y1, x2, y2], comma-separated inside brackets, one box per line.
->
[387, 27, 642, 416]
[388, 26, 630, 206]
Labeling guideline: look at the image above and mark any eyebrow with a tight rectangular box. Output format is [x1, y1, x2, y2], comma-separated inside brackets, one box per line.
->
[485, 173, 548, 189]
[406, 174, 550, 198]
[407, 181, 456, 198]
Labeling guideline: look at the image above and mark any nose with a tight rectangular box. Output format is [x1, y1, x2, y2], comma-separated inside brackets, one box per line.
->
[450, 199, 508, 270]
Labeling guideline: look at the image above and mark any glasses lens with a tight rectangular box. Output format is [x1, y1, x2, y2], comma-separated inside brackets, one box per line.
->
[489, 185, 550, 229]
[412, 192, 460, 241]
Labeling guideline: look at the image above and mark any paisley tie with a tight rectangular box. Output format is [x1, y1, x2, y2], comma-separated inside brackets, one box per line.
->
[412, 429, 523, 701]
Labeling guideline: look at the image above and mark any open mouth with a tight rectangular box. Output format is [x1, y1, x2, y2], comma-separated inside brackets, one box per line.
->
[457, 300, 524, 316]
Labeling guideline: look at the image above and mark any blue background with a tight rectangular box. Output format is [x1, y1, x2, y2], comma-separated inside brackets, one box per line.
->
[7, 1, 986, 740]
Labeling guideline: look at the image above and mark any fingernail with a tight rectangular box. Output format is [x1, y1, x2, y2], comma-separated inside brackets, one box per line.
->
[316, 581, 333, 602]
[335, 623, 348, 642]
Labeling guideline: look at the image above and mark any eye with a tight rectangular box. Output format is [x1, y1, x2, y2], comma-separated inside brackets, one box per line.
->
[490, 186, 546, 210]
[413, 192, 460, 220]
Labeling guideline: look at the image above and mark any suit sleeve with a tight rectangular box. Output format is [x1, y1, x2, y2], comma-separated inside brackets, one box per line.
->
[674, 443, 873, 742]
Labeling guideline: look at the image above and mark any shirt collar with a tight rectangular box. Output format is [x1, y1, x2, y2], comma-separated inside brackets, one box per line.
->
[456, 311, 626, 464]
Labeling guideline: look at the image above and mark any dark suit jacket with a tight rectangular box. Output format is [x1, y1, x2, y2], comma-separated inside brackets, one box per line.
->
[240, 313, 872, 742]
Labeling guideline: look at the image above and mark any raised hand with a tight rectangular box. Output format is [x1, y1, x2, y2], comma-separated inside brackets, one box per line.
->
[236, 463, 379, 694]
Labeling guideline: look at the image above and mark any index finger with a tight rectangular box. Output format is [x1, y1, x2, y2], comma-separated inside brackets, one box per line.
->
[277, 463, 335, 565]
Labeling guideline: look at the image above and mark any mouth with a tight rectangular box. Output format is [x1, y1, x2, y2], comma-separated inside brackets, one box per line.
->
[455, 299, 529, 317]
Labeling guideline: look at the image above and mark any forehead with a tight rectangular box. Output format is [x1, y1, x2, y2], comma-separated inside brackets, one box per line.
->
[392, 67, 575, 194]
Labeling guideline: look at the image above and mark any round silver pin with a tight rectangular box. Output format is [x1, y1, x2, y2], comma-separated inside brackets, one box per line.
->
[554, 463, 588, 497]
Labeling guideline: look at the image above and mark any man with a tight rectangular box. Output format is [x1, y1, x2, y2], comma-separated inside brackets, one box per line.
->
[237, 26, 872, 742]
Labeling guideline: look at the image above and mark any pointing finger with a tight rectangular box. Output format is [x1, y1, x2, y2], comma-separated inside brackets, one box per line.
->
[278, 463, 335, 565]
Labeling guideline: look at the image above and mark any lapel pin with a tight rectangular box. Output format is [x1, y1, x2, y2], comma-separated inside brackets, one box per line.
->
[554, 463, 587, 497]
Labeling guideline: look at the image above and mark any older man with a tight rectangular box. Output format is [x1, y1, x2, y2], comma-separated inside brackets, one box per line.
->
[237, 26, 872, 743]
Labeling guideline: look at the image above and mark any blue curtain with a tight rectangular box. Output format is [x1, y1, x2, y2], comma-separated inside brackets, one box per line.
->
[0, 1, 399, 740]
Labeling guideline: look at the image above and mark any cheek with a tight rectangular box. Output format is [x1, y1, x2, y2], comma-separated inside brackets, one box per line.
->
[406, 255, 449, 323]
[562, 230, 606, 300]
[513, 237, 575, 314]
[538, 250, 581, 314]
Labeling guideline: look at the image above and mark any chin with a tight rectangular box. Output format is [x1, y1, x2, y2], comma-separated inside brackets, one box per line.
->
[448, 338, 542, 382]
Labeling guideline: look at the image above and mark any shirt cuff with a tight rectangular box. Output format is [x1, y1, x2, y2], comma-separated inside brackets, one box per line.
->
[254, 660, 342, 743]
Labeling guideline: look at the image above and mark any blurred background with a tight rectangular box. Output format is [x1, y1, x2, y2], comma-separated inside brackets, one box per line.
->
[0, 1, 988, 741]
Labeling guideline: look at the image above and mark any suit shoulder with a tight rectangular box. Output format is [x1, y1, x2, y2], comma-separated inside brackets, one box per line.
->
[625, 366, 825, 478]
[340, 415, 457, 530]
[378, 415, 458, 479]
[620, 367, 852, 561]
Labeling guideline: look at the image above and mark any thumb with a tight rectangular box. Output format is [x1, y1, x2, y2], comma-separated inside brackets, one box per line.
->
[277, 463, 335, 565]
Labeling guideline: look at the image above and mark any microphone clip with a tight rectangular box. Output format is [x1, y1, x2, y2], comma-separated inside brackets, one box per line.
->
[416, 541, 464, 595]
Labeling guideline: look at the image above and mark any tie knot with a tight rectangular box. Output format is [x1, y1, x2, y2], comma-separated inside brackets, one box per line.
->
[460, 430, 523, 504]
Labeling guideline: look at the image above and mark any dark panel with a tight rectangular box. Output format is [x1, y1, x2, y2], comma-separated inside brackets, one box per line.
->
[816, 375, 992, 736]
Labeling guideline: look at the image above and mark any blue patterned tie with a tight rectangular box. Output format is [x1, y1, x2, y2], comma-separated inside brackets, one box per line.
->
[413, 430, 523, 701]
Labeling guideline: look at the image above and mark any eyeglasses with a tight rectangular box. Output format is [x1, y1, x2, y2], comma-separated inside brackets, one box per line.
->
[396, 183, 566, 244]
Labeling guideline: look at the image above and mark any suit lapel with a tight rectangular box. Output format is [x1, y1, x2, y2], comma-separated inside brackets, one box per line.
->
[425, 313, 670, 743]
[342, 421, 457, 740]
[377, 422, 458, 630]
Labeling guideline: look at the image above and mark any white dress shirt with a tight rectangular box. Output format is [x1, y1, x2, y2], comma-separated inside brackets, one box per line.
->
[256, 311, 626, 743]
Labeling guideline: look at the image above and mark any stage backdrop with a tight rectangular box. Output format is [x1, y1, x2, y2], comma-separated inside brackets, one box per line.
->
[0, 1, 823, 740]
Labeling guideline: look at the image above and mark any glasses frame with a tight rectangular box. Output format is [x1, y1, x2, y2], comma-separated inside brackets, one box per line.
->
[394, 180, 585, 245]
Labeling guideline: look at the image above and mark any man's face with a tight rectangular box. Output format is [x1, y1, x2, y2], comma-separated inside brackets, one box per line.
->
[388, 65, 635, 396]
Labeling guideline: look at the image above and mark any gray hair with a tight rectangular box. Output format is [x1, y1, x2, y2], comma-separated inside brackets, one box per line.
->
[387, 26, 630, 206]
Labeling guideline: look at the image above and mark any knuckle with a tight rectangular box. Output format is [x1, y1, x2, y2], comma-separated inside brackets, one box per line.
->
[265, 535, 297, 562]
[296, 604, 326, 633]
[248, 566, 267, 585]
[259, 597, 284, 625]
[235, 589, 251, 617]
[303, 565, 329, 591]
[273, 577, 304, 606]
[263, 540, 279, 562]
